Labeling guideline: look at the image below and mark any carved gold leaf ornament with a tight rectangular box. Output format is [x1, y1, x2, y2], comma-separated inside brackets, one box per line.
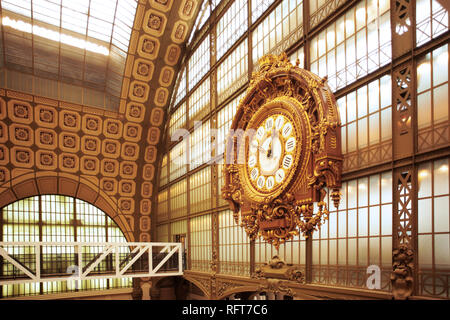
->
[222, 53, 343, 250]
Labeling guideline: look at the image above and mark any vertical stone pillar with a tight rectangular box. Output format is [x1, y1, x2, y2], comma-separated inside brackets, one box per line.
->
[275, 292, 285, 300]
[266, 291, 275, 300]
[140, 278, 152, 300]
[131, 278, 143, 300]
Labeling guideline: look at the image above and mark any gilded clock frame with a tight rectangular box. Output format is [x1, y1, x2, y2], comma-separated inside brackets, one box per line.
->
[222, 53, 343, 249]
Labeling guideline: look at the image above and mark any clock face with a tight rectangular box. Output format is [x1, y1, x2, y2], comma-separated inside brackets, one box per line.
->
[246, 114, 297, 193]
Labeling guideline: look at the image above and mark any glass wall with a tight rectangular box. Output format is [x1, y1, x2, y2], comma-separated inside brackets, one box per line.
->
[417, 157, 450, 298]
[170, 179, 188, 219]
[188, 37, 210, 91]
[416, 44, 449, 152]
[216, 0, 248, 60]
[416, 0, 449, 47]
[190, 214, 212, 272]
[169, 102, 186, 138]
[188, 79, 210, 127]
[159, 154, 169, 187]
[217, 40, 248, 104]
[169, 141, 188, 182]
[251, 0, 276, 23]
[156, 224, 169, 242]
[189, 120, 211, 170]
[310, 0, 391, 91]
[219, 210, 250, 275]
[252, 0, 303, 64]
[190, 168, 212, 214]
[157, 189, 169, 222]
[311, 173, 393, 291]
[157, 0, 450, 296]
[338, 75, 392, 153]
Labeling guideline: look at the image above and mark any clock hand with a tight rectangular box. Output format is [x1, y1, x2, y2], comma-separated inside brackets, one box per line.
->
[256, 145, 268, 153]
[267, 138, 273, 158]
[267, 128, 279, 158]
[272, 127, 279, 140]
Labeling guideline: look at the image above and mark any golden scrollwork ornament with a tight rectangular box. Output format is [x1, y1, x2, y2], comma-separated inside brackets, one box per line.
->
[222, 53, 343, 249]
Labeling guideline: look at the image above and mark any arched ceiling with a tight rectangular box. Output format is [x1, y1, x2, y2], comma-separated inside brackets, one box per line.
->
[0, 0, 205, 242]
[0, 0, 139, 110]
[0, 0, 204, 112]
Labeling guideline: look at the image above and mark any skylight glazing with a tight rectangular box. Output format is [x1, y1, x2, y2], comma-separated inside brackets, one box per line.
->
[188, 0, 210, 44]
[1, 0, 137, 54]
[0, 0, 138, 111]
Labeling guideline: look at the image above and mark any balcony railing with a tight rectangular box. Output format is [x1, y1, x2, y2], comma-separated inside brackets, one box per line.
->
[0, 242, 183, 286]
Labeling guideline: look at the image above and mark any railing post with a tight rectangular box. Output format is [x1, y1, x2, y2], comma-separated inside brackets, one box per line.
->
[178, 243, 183, 273]
[149, 244, 153, 275]
[35, 243, 40, 281]
[115, 244, 120, 277]
[77, 244, 82, 285]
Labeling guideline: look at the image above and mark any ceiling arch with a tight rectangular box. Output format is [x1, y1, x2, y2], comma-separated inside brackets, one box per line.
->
[0, 0, 205, 242]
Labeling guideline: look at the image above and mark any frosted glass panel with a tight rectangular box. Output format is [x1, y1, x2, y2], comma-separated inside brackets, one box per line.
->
[434, 159, 450, 196]
[419, 234, 433, 268]
[434, 197, 449, 233]
[418, 157, 450, 298]
[310, 0, 391, 91]
[369, 206, 380, 236]
[314, 171, 392, 291]
[358, 208, 368, 236]
[340, 75, 392, 157]
[435, 234, 450, 267]
[418, 199, 432, 234]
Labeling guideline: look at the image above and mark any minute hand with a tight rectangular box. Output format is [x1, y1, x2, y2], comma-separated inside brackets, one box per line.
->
[256, 145, 268, 153]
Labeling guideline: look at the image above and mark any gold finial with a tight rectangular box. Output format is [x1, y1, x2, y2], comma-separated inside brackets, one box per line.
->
[257, 54, 277, 70]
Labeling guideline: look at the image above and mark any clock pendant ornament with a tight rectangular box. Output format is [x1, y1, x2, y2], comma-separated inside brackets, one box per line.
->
[222, 53, 343, 249]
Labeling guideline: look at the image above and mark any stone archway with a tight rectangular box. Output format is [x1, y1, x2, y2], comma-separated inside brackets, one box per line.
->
[0, 171, 135, 242]
[147, 276, 192, 300]
[182, 275, 212, 299]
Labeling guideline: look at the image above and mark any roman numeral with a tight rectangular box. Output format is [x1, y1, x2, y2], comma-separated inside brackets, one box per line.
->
[267, 177, 274, 189]
[283, 123, 292, 137]
[275, 169, 285, 183]
[257, 127, 264, 138]
[287, 140, 294, 149]
[251, 168, 258, 180]
[283, 155, 292, 168]
[275, 116, 284, 130]
[257, 177, 265, 188]
[248, 156, 256, 167]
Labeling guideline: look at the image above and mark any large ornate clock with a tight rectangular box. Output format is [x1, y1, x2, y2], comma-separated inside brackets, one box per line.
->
[222, 53, 343, 249]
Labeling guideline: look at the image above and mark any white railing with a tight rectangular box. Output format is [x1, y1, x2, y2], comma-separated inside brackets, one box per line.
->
[0, 242, 183, 285]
